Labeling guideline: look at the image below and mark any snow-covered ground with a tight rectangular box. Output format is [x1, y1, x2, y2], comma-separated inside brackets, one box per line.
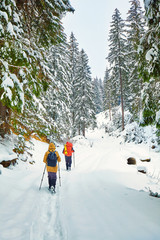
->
[1, 115, 160, 240]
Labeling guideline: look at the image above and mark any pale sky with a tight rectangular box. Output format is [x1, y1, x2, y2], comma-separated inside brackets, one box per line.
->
[63, 0, 144, 80]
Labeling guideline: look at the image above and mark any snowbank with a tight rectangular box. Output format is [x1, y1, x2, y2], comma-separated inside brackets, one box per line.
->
[0, 138, 17, 163]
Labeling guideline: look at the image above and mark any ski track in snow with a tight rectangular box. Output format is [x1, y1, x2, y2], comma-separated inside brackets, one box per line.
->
[1, 129, 160, 240]
[0, 140, 66, 240]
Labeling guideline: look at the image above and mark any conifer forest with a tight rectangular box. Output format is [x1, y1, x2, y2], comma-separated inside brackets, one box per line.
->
[1, 1, 160, 239]
[0, 0, 160, 143]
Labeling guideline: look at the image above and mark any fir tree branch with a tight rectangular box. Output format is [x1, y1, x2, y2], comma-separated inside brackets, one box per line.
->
[0, 58, 27, 70]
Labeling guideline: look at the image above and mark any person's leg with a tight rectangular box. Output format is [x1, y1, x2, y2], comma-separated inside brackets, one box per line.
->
[68, 156, 72, 170]
[65, 156, 69, 170]
[66, 161, 69, 170]
[50, 172, 57, 188]
[51, 178, 56, 188]
[48, 172, 52, 189]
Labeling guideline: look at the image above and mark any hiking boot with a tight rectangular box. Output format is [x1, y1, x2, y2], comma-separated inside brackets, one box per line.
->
[50, 186, 56, 193]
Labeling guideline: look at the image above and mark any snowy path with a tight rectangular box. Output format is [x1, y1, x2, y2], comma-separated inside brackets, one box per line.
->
[59, 131, 160, 240]
[1, 130, 160, 240]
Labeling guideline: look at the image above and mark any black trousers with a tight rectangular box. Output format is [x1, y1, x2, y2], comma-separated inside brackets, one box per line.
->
[48, 172, 57, 188]
[65, 156, 72, 170]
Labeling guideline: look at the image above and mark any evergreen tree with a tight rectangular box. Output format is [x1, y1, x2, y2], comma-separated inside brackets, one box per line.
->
[43, 38, 72, 139]
[139, 0, 160, 80]
[138, 0, 160, 142]
[126, 0, 145, 119]
[0, 0, 74, 138]
[99, 78, 104, 112]
[68, 32, 80, 136]
[93, 77, 104, 114]
[103, 67, 112, 120]
[74, 49, 96, 137]
[16, 0, 74, 47]
[0, 0, 30, 136]
[107, 8, 127, 130]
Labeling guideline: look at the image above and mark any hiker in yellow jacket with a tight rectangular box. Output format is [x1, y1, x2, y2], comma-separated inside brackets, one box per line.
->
[43, 142, 61, 191]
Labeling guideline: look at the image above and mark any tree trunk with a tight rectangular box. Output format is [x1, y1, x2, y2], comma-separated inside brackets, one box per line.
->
[0, 101, 11, 137]
[82, 122, 85, 137]
[118, 40, 125, 131]
[119, 69, 124, 131]
[109, 98, 112, 121]
[109, 105, 112, 121]
[78, 125, 80, 135]
[138, 78, 143, 121]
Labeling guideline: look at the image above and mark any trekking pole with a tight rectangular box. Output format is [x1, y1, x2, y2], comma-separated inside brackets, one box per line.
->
[58, 162, 61, 187]
[39, 165, 46, 190]
[73, 152, 75, 168]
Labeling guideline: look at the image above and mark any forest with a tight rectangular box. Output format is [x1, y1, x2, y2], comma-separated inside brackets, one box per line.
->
[0, 0, 160, 146]
[1, 1, 160, 239]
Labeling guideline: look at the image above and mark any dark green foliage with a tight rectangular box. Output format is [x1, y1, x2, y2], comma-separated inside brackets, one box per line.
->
[0, 0, 74, 139]
[125, 0, 145, 118]
[107, 8, 127, 130]
[138, 0, 160, 137]
[74, 49, 96, 136]
[93, 77, 104, 114]
[68, 32, 80, 136]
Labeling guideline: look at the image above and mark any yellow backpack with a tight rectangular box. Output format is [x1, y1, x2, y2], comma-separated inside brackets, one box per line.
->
[64, 144, 68, 155]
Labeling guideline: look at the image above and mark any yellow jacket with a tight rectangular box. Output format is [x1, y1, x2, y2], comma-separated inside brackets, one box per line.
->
[43, 143, 61, 173]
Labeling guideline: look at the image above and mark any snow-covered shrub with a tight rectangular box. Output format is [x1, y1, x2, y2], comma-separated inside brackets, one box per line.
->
[106, 107, 133, 135]
[104, 107, 158, 146]
[123, 122, 157, 145]
[13, 135, 25, 154]
[123, 122, 145, 143]
[72, 135, 91, 147]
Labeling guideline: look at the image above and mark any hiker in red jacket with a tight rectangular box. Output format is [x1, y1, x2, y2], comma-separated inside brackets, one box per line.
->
[63, 141, 75, 171]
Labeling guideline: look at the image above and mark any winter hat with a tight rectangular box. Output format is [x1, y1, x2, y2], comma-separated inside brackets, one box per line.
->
[49, 142, 55, 150]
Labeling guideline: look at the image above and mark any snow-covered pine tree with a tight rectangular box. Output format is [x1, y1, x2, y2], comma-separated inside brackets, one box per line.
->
[43, 37, 72, 140]
[139, 0, 160, 80]
[0, 0, 74, 139]
[74, 49, 96, 137]
[93, 77, 104, 114]
[14, 0, 74, 138]
[68, 32, 80, 136]
[138, 0, 160, 142]
[0, 0, 30, 136]
[107, 8, 128, 130]
[16, 0, 74, 47]
[103, 67, 112, 120]
[126, 0, 145, 119]
[99, 79, 104, 112]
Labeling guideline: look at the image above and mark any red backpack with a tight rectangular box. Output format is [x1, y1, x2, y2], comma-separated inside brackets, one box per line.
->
[64, 142, 73, 156]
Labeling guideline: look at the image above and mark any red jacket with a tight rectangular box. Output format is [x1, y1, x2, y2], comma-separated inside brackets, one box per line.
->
[63, 142, 74, 157]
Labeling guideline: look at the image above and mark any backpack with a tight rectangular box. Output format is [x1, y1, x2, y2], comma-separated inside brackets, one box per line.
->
[64, 144, 68, 155]
[47, 151, 57, 167]
[64, 142, 73, 156]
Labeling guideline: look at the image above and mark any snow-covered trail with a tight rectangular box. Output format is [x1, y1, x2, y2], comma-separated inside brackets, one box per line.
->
[1, 129, 160, 240]
[0, 140, 65, 240]
[59, 131, 160, 240]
